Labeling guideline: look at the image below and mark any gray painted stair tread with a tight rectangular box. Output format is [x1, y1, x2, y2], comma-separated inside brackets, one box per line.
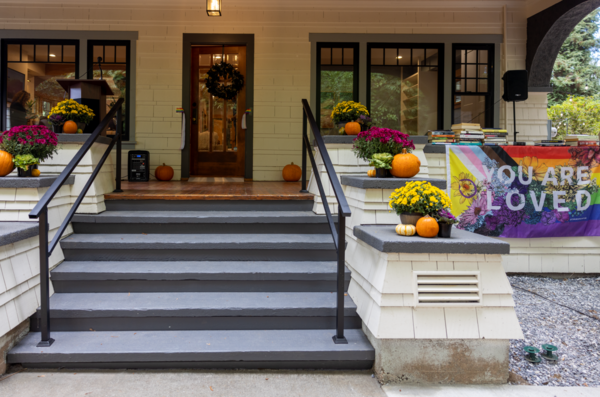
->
[60, 233, 335, 249]
[45, 292, 358, 317]
[8, 329, 374, 363]
[52, 261, 349, 281]
[73, 211, 328, 224]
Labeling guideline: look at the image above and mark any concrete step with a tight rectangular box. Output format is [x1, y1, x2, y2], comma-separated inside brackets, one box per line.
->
[31, 292, 361, 331]
[60, 233, 337, 261]
[72, 211, 331, 234]
[105, 200, 315, 212]
[8, 329, 374, 369]
[51, 261, 351, 293]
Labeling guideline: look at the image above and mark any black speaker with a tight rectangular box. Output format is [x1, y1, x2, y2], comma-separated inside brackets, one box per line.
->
[502, 70, 528, 102]
[128, 151, 150, 182]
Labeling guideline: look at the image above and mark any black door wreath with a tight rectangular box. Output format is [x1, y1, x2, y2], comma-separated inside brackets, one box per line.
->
[205, 61, 244, 100]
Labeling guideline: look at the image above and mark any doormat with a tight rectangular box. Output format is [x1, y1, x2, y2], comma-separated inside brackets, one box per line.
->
[188, 177, 245, 183]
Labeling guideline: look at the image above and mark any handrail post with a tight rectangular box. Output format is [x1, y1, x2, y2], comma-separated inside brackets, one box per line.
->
[300, 110, 308, 193]
[333, 204, 348, 344]
[113, 106, 123, 193]
[37, 207, 54, 347]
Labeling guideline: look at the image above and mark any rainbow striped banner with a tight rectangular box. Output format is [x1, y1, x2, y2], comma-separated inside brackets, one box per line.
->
[446, 145, 600, 238]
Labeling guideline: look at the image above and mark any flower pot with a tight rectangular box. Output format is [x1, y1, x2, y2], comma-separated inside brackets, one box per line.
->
[17, 164, 37, 178]
[52, 124, 62, 134]
[76, 122, 86, 133]
[337, 123, 347, 134]
[438, 222, 453, 238]
[400, 213, 423, 226]
[375, 168, 391, 178]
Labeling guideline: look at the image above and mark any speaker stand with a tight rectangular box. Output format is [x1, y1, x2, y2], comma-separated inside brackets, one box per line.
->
[513, 101, 519, 144]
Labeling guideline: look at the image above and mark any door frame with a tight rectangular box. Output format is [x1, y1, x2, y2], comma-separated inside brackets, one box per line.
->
[182, 34, 254, 180]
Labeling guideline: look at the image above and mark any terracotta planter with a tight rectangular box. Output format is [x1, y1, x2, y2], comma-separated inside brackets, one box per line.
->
[400, 213, 423, 226]
[375, 168, 391, 178]
[438, 222, 453, 238]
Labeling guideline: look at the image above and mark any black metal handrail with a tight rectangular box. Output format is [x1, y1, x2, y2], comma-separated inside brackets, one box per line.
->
[300, 99, 351, 344]
[29, 98, 125, 347]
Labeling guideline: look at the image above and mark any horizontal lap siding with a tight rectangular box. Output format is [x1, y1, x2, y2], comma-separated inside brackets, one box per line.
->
[0, 2, 531, 180]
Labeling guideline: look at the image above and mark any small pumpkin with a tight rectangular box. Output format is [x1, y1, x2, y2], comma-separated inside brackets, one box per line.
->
[0, 150, 14, 177]
[63, 120, 78, 134]
[367, 169, 376, 178]
[416, 215, 439, 238]
[155, 163, 174, 181]
[391, 148, 421, 178]
[31, 169, 41, 177]
[344, 121, 361, 135]
[396, 224, 416, 236]
[282, 162, 302, 182]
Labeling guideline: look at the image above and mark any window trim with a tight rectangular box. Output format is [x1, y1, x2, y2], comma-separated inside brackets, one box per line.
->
[367, 42, 445, 135]
[1, 38, 80, 131]
[316, 42, 359, 133]
[87, 40, 131, 141]
[451, 43, 495, 127]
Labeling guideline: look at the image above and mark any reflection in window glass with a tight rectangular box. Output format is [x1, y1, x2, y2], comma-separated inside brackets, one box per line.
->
[370, 47, 439, 135]
[5, 42, 77, 130]
[454, 95, 486, 126]
[319, 45, 357, 135]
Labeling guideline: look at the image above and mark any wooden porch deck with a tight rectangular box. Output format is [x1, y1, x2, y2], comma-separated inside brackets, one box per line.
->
[104, 181, 314, 201]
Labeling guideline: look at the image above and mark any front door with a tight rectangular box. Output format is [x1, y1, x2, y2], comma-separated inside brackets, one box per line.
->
[190, 46, 247, 177]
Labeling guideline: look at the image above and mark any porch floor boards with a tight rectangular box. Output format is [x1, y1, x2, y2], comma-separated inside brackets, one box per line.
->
[105, 181, 313, 201]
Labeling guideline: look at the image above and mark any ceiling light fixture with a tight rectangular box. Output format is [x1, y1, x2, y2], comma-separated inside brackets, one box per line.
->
[49, 54, 56, 57]
[397, 56, 403, 59]
[207, 0, 222, 17]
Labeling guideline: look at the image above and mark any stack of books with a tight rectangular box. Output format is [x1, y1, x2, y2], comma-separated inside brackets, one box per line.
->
[481, 128, 508, 145]
[452, 123, 484, 145]
[428, 130, 456, 144]
[565, 134, 599, 147]
[578, 140, 600, 147]
[534, 139, 567, 147]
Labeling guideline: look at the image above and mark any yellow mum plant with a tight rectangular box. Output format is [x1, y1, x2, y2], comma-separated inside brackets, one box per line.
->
[389, 181, 451, 216]
[49, 99, 95, 125]
[331, 101, 369, 124]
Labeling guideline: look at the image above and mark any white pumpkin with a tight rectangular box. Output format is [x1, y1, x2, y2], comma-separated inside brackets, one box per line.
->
[396, 224, 416, 236]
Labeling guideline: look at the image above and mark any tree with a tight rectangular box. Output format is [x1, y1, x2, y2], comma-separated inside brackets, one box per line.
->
[547, 96, 600, 137]
[548, 9, 600, 107]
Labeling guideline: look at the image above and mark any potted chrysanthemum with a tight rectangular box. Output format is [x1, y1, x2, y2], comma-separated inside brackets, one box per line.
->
[0, 125, 59, 177]
[435, 208, 458, 238]
[389, 181, 451, 225]
[353, 127, 415, 177]
[331, 101, 369, 135]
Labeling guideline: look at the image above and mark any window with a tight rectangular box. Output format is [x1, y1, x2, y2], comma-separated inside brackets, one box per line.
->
[87, 41, 130, 140]
[317, 43, 358, 135]
[452, 44, 494, 127]
[1, 40, 79, 130]
[368, 44, 442, 135]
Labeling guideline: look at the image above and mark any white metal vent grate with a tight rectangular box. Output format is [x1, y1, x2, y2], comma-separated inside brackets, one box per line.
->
[414, 272, 481, 306]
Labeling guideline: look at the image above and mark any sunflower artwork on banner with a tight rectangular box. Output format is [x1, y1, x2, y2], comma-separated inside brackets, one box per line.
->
[446, 145, 600, 238]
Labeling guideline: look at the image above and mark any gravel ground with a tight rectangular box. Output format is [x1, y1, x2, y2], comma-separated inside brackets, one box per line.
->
[509, 276, 600, 387]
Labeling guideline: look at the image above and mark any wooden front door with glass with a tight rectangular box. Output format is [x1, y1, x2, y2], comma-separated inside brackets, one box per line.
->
[190, 46, 246, 177]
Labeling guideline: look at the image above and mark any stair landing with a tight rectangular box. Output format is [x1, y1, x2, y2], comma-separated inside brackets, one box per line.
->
[104, 181, 313, 201]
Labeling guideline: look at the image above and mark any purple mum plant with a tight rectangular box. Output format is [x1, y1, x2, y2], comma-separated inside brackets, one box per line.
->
[436, 208, 458, 225]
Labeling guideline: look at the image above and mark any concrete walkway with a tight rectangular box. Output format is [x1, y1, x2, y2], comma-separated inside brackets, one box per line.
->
[0, 369, 385, 397]
[383, 384, 600, 397]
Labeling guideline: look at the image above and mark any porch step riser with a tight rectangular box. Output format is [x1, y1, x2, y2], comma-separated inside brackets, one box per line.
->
[105, 200, 314, 212]
[30, 316, 362, 332]
[52, 279, 350, 293]
[17, 361, 373, 370]
[72, 223, 331, 235]
[63, 249, 338, 262]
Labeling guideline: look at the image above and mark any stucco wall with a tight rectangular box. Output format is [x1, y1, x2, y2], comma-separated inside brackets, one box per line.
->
[0, 0, 543, 180]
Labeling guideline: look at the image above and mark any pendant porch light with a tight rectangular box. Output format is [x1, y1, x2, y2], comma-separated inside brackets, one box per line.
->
[207, 0, 222, 17]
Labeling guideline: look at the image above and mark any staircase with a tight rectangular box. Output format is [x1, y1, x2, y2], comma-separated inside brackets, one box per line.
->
[8, 198, 374, 369]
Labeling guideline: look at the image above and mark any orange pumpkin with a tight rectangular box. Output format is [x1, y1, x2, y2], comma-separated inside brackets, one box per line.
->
[391, 148, 421, 178]
[0, 150, 14, 177]
[31, 169, 41, 177]
[367, 169, 376, 178]
[155, 163, 174, 181]
[344, 122, 361, 135]
[416, 215, 439, 238]
[63, 120, 78, 134]
[282, 162, 302, 182]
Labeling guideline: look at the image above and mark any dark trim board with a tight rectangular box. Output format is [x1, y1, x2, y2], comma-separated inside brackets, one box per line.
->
[15, 361, 374, 370]
[182, 34, 255, 180]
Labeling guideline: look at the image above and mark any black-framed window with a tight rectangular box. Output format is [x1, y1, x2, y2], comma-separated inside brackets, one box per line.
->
[1, 39, 79, 130]
[316, 43, 359, 135]
[87, 40, 130, 141]
[452, 44, 494, 127]
[367, 43, 443, 135]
